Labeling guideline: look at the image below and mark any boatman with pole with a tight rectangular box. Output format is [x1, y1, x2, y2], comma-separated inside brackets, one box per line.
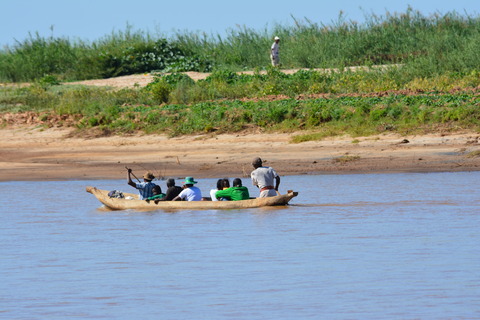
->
[126, 167, 157, 200]
[251, 157, 280, 198]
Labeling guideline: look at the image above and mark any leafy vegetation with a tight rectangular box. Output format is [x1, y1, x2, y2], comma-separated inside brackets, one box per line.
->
[1, 8, 480, 140]
[0, 27, 213, 82]
[2, 8, 480, 82]
[1, 78, 479, 139]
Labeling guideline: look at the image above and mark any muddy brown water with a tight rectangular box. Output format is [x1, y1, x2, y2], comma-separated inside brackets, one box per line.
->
[1, 172, 479, 319]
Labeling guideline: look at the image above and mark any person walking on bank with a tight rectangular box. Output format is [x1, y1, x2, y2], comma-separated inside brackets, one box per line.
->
[251, 157, 280, 197]
[173, 177, 202, 201]
[127, 168, 157, 200]
[270, 36, 280, 67]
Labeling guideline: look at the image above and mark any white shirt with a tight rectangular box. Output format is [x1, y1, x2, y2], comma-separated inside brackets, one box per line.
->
[251, 166, 278, 189]
[178, 186, 202, 201]
[271, 41, 279, 57]
[210, 189, 219, 201]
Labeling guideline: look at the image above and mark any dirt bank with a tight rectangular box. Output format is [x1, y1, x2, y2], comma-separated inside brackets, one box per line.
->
[2, 68, 479, 182]
[1, 126, 479, 182]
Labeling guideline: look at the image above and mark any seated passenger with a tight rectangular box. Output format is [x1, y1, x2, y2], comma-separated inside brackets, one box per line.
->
[210, 179, 224, 201]
[215, 178, 250, 201]
[145, 185, 166, 202]
[173, 177, 202, 201]
[221, 178, 230, 189]
[155, 178, 183, 202]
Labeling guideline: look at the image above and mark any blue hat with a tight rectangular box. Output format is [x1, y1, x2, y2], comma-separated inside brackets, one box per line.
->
[183, 177, 198, 185]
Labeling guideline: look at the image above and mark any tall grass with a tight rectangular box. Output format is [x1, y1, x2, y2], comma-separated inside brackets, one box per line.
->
[171, 8, 480, 73]
[1, 8, 480, 82]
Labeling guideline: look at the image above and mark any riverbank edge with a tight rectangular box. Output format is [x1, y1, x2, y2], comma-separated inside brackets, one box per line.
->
[1, 126, 479, 183]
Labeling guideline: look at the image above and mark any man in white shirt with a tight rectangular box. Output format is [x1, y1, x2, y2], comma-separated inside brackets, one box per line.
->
[270, 36, 280, 67]
[251, 157, 281, 197]
[173, 177, 203, 201]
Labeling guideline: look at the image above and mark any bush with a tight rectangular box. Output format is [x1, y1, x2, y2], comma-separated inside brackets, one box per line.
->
[204, 69, 240, 84]
[148, 79, 172, 103]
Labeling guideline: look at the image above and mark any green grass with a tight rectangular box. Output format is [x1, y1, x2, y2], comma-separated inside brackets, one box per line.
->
[141, 68, 480, 106]
[2, 7, 480, 141]
[2, 82, 479, 139]
[2, 8, 480, 82]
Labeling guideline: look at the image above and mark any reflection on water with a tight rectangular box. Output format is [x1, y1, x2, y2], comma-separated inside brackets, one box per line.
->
[1, 172, 479, 320]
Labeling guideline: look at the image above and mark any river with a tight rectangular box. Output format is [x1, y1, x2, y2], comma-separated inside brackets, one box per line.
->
[1, 172, 479, 319]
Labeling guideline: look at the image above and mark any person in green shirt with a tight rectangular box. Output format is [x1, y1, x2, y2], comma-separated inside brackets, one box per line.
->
[145, 185, 166, 202]
[215, 178, 250, 201]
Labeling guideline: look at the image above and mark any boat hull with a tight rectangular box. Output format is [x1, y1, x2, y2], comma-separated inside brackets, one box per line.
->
[86, 186, 298, 211]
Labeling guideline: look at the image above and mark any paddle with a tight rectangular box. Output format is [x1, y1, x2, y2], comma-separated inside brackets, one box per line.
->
[125, 166, 141, 183]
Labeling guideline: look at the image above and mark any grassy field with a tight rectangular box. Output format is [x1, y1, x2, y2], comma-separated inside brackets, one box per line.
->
[1, 70, 479, 140]
[1, 8, 480, 140]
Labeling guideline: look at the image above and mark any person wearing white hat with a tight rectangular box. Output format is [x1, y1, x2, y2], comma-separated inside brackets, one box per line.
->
[270, 36, 280, 66]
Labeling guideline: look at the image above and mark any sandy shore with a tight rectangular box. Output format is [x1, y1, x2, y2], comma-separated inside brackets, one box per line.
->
[1, 126, 479, 182]
[66, 65, 400, 88]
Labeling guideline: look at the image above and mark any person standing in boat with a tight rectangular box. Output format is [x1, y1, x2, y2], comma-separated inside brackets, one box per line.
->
[215, 178, 250, 201]
[155, 178, 183, 202]
[127, 169, 158, 200]
[173, 177, 202, 201]
[251, 157, 280, 198]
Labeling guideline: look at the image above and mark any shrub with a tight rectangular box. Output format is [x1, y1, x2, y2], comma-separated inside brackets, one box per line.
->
[143, 77, 172, 103]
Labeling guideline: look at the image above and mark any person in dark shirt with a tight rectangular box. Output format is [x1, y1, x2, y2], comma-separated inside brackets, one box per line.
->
[155, 178, 182, 202]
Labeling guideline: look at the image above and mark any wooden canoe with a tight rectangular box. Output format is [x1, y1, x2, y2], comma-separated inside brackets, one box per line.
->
[86, 186, 298, 211]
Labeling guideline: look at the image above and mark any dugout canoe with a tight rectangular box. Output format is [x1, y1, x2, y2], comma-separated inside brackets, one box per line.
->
[86, 186, 298, 210]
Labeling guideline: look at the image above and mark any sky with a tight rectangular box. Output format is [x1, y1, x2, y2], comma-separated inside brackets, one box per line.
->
[1, 0, 480, 47]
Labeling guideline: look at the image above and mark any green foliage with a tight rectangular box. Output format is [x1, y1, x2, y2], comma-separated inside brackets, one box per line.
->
[2, 9, 480, 82]
[0, 27, 212, 82]
[145, 79, 172, 103]
[2, 83, 479, 137]
[143, 73, 196, 104]
[158, 72, 196, 86]
[36, 75, 61, 90]
[205, 69, 240, 84]
[97, 39, 212, 78]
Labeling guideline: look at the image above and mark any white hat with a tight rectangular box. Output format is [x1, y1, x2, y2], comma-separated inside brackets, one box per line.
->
[274, 36, 280, 40]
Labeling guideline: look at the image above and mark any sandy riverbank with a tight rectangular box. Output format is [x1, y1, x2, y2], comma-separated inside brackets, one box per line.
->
[0, 126, 479, 182]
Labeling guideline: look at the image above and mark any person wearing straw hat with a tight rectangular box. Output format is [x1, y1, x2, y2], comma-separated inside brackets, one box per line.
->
[127, 169, 158, 200]
[251, 157, 280, 197]
[270, 36, 280, 67]
[173, 177, 203, 201]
